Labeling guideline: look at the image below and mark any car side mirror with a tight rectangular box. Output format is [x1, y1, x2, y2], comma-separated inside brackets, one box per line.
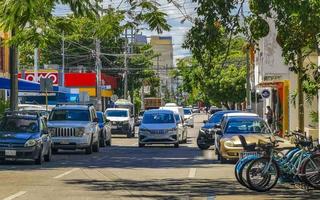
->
[214, 124, 221, 129]
[93, 118, 99, 123]
[203, 120, 208, 123]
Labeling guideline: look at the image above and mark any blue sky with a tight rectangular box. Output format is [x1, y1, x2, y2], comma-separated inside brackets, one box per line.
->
[54, 0, 197, 64]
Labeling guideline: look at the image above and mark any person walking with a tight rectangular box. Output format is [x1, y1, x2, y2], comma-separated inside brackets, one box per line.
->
[266, 106, 273, 129]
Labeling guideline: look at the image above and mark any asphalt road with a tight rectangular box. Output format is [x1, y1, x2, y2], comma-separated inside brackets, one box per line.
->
[0, 114, 319, 200]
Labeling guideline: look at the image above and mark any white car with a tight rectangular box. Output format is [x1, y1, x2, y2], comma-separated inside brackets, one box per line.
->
[105, 108, 135, 138]
[138, 109, 179, 148]
[183, 108, 194, 128]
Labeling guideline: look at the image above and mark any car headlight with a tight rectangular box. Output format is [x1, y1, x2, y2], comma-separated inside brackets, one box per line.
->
[75, 127, 85, 136]
[25, 139, 37, 147]
[224, 140, 234, 147]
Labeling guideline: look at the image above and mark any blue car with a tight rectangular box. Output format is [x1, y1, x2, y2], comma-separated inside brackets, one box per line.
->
[96, 111, 112, 147]
[0, 111, 52, 164]
[197, 110, 239, 150]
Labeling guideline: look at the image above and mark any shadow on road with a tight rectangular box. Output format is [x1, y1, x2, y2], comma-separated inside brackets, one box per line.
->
[64, 177, 320, 199]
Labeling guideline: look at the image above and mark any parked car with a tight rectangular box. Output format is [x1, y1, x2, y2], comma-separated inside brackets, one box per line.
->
[96, 111, 112, 147]
[105, 108, 135, 138]
[183, 108, 194, 128]
[174, 113, 188, 143]
[0, 111, 52, 164]
[197, 110, 239, 150]
[138, 109, 179, 148]
[47, 103, 100, 154]
[135, 110, 145, 126]
[209, 106, 223, 115]
[214, 116, 293, 163]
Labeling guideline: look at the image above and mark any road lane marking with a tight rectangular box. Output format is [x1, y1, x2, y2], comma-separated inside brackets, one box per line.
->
[3, 191, 27, 200]
[53, 168, 79, 179]
[188, 168, 197, 178]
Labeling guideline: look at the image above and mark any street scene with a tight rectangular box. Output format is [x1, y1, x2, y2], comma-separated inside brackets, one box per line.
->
[1, 0, 320, 200]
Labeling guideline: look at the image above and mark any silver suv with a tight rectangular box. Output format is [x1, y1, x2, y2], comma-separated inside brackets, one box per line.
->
[47, 104, 100, 154]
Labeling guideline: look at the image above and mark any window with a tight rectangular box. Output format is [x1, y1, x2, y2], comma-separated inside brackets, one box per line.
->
[225, 119, 271, 134]
[142, 113, 175, 124]
[183, 109, 192, 115]
[49, 110, 90, 121]
[106, 110, 128, 117]
[0, 117, 39, 133]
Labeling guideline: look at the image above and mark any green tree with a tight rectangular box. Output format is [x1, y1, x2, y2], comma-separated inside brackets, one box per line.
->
[184, 0, 320, 131]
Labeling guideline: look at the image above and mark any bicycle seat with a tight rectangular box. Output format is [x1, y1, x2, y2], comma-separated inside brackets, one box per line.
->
[238, 135, 256, 151]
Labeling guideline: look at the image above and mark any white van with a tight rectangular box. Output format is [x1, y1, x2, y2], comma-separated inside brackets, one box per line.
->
[159, 106, 187, 143]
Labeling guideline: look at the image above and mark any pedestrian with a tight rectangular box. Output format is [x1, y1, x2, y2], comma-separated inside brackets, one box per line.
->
[266, 106, 273, 129]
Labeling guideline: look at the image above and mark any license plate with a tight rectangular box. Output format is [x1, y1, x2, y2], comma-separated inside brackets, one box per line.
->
[239, 151, 259, 159]
[5, 150, 16, 156]
[60, 141, 69, 145]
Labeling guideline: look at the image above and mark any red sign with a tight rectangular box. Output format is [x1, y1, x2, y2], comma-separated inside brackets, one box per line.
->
[64, 73, 96, 87]
[18, 72, 59, 85]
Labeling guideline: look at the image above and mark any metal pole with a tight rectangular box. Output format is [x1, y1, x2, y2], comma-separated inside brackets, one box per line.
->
[157, 56, 161, 98]
[34, 48, 39, 83]
[124, 29, 128, 99]
[61, 31, 65, 87]
[96, 38, 102, 110]
[9, 29, 18, 111]
[246, 45, 251, 111]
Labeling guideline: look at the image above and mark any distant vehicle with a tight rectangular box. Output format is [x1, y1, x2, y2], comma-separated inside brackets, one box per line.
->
[183, 108, 194, 128]
[192, 106, 200, 113]
[105, 108, 135, 138]
[138, 109, 179, 148]
[174, 112, 188, 143]
[159, 106, 184, 120]
[18, 104, 53, 119]
[96, 111, 112, 147]
[48, 103, 100, 154]
[214, 116, 274, 163]
[114, 99, 135, 116]
[0, 111, 52, 164]
[135, 110, 145, 126]
[165, 103, 178, 107]
[197, 110, 240, 150]
[144, 97, 162, 110]
[209, 106, 223, 115]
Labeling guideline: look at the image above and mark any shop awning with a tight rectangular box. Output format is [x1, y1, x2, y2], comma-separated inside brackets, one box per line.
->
[0, 77, 70, 93]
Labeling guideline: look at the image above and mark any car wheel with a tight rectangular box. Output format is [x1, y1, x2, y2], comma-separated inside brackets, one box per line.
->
[106, 138, 111, 146]
[44, 147, 52, 162]
[35, 148, 44, 165]
[52, 148, 58, 154]
[99, 133, 106, 147]
[93, 141, 99, 152]
[127, 130, 132, 138]
[196, 137, 210, 150]
[174, 143, 179, 148]
[138, 142, 145, 148]
[85, 144, 93, 154]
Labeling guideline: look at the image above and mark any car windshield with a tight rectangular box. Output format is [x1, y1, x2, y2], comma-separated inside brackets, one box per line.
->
[0, 117, 39, 133]
[208, 113, 224, 123]
[97, 113, 104, 123]
[142, 113, 175, 124]
[106, 110, 128, 117]
[49, 109, 90, 121]
[225, 119, 271, 134]
[183, 109, 192, 115]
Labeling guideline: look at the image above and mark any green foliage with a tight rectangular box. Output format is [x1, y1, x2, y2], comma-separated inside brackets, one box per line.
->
[0, 100, 9, 118]
[249, 16, 269, 40]
[309, 111, 318, 124]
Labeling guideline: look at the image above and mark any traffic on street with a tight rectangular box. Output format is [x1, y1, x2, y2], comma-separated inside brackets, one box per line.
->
[1, 0, 320, 200]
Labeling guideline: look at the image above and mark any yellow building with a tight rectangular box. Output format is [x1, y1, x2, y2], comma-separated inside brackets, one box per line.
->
[0, 31, 10, 77]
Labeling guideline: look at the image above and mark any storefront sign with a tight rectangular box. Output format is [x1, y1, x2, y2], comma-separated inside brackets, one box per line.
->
[261, 89, 271, 98]
[19, 72, 59, 85]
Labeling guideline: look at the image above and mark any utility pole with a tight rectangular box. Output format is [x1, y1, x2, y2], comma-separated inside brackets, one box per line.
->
[61, 31, 65, 87]
[9, 29, 18, 111]
[157, 56, 161, 98]
[95, 38, 102, 110]
[246, 45, 252, 111]
[124, 29, 128, 99]
[34, 48, 39, 82]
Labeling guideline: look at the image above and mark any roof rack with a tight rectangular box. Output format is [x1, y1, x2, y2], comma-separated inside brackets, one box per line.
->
[55, 102, 94, 107]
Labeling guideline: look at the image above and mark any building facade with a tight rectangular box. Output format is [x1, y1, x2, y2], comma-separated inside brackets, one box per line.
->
[0, 31, 10, 100]
[150, 36, 175, 98]
[254, 18, 318, 138]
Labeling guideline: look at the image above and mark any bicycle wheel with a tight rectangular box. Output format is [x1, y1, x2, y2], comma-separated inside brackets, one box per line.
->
[246, 157, 280, 192]
[300, 154, 320, 189]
